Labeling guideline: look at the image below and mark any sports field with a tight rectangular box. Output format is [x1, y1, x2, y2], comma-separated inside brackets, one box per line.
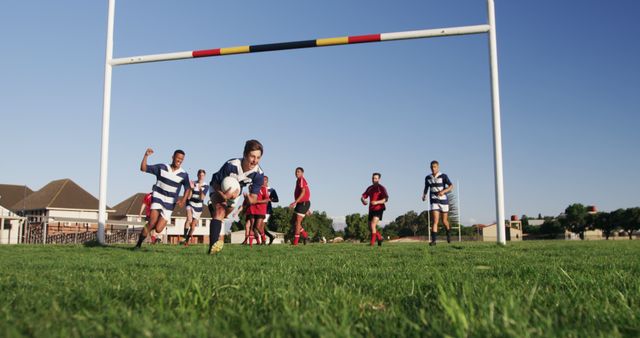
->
[1, 241, 638, 337]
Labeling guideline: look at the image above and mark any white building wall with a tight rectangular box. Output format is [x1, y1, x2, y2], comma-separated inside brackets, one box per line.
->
[48, 209, 99, 220]
[1, 206, 23, 244]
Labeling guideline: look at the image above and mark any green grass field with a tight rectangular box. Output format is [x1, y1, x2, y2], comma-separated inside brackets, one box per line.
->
[1, 241, 639, 337]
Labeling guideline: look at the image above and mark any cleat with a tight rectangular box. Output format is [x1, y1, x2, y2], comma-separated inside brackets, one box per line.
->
[446, 232, 451, 243]
[429, 241, 436, 246]
[378, 238, 383, 247]
[302, 236, 307, 245]
[208, 240, 224, 255]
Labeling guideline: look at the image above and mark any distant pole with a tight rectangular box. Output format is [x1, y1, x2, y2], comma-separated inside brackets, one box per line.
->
[0, 196, 4, 244]
[42, 219, 47, 244]
[98, 0, 116, 245]
[487, 0, 506, 245]
[457, 180, 462, 242]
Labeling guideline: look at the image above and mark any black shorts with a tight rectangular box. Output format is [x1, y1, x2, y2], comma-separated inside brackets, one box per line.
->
[368, 210, 384, 222]
[294, 201, 311, 215]
[248, 214, 266, 221]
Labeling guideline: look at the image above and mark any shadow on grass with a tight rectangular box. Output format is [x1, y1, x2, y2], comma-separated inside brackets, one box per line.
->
[82, 240, 141, 252]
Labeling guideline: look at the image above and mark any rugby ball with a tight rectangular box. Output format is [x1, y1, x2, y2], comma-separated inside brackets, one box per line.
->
[221, 176, 241, 197]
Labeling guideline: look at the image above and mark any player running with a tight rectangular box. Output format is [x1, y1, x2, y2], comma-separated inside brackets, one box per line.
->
[289, 167, 310, 246]
[181, 169, 209, 246]
[361, 172, 388, 246]
[207, 140, 265, 254]
[422, 160, 454, 246]
[135, 148, 191, 249]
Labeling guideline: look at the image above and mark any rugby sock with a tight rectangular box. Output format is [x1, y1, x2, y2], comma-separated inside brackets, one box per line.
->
[208, 219, 222, 251]
[293, 235, 300, 246]
[135, 233, 146, 248]
[301, 229, 308, 239]
[261, 232, 266, 244]
[376, 232, 383, 241]
[431, 231, 437, 243]
[249, 235, 254, 248]
[265, 231, 274, 240]
[370, 233, 376, 246]
[183, 227, 189, 239]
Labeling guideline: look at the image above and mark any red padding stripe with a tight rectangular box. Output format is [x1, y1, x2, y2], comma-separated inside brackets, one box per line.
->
[348, 34, 381, 44]
[192, 49, 221, 57]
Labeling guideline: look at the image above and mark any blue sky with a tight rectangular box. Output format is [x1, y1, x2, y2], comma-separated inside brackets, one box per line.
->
[1, 0, 639, 226]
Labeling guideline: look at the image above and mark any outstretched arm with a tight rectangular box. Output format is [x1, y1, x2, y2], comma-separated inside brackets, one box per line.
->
[140, 148, 153, 172]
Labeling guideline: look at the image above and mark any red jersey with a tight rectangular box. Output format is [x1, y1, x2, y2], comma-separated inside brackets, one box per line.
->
[143, 193, 152, 217]
[247, 185, 269, 215]
[362, 184, 388, 211]
[295, 176, 310, 202]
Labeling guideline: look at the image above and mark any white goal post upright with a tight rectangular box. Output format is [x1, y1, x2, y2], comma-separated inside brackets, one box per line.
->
[487, 0, 506, 245]
[97, 0, 506, 245]
[98, 0, 115, 245]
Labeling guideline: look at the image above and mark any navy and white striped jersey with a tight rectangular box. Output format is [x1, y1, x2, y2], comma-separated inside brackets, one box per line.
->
[424, 172, 452, 205]
[188, 182, 209, 212]
[145, 164, 190, 211]
[210, 158, 265, 195]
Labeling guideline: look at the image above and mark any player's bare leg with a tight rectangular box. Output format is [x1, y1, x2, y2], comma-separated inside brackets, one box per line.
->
[430, 210, 440, 246]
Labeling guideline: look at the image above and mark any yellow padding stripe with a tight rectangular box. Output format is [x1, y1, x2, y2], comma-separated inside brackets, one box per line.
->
[220, 46, 250, 55]
[316, 37, 348, 46]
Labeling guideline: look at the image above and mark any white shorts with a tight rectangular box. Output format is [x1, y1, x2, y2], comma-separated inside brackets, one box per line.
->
[431, 203, 449, 213]
[151, 203, 173, 221]
[265, 214, 271, 223]
[186, 205, 202, 220]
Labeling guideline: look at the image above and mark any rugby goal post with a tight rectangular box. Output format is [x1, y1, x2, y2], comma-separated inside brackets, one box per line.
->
[97, 0, 507, 245]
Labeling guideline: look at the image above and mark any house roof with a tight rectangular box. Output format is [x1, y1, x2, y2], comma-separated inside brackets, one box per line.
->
[110, 193, 147, 220]
[0, 184, 33, 211]
[110, 193, 212, 220]
[11, 179, 107, 211]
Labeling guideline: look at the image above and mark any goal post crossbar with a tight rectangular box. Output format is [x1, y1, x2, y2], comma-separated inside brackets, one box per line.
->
[98, 1, 507, 245]
[110, 24, 490, 66]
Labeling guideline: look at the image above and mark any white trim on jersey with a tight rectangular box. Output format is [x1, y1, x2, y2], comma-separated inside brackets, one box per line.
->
[156, 180, 178, 194]
[152, 192, 175, 204]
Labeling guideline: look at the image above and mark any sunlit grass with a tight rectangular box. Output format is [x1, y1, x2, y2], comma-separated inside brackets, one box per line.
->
[1, 241, 639, 337]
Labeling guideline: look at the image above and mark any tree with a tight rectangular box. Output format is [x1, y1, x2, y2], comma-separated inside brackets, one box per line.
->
[540, 217, 563, 238]
[268, 206, 293, 234]
[382, 210, 432, 238]
[561, 203, 588, 239]
[344, 213, 369, 241]
[591, 211, 615, 240]
[381, 221, 399, 239]
[301, 211, 335, 241]
[620, 207, 640, 240]
[268, 207, 335, 242]
[417, 210, 431, 235]
[446, 190, 460, 228]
